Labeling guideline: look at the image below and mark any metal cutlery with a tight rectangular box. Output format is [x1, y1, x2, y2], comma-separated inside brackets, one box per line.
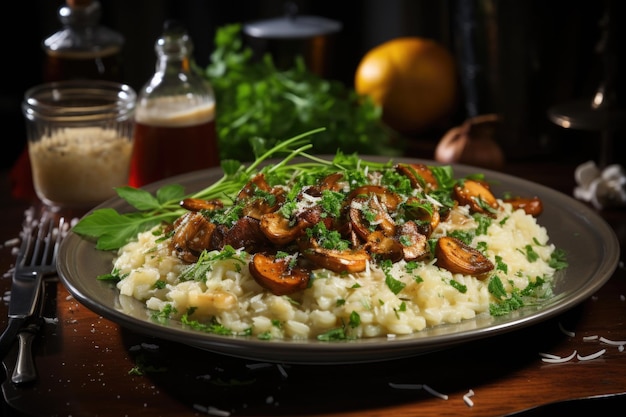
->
[0, 216, 64, 371]
[10, 279, 48, 385]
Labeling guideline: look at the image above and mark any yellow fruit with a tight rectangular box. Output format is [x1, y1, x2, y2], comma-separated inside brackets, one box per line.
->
[355, 37, 458, 134]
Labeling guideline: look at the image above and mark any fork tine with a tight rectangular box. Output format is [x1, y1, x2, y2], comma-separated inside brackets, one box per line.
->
[30, 220, 47, 267]
[51, 217, 65, 267]
[27, 219, 46, 267]
[41, 218, 56, 266]
[15, 225, 32, 266]
[20, 216, 64, 271]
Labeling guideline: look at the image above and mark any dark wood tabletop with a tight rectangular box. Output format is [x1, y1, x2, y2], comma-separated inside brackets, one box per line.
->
[1, 156, 625, 417]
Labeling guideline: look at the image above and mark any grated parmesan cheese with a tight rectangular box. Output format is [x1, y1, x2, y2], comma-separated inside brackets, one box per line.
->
[388, 383, 449, 400]
[463, 389, 475, 407]
[388, 383, 423, 390]
[558, 322, 575, 338]
[599, 336, 626, 346]
[276, 364, 288, 379]
[539, 352, 562, 360]
[577, 349, 606, 361]
[192, 404, 231, 417]
[246, 363, 273, 370]
[422, 384, 448, 400]
[29, 126, 132, 207]
[540, 350, 577, 363]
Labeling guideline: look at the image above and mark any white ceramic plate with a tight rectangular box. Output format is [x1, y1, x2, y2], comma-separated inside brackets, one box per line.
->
[57, 157, 620, 364]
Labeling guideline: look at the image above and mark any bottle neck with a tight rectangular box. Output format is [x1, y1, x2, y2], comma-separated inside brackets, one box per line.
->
[58, 0, 101, 29]
[154, 29, 194, 76]
[156, 52, 191, 75]
[140, 23, 212, 98]
[44, 0, 124, 53]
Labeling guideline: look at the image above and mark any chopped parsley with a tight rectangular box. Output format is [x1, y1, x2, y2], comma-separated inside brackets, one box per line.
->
[151, 303, 177, 324]
[181, 315, 233, 335]
[448, 229, 474, 245]
[319, 190, 344, 218]
[349, 311, 361, 328]
[449, 279, 467, 293]
[488, 276, 525, 316]
[549, 248, 568, 270]
[495, 255, 508, 273]
[473, 213, 492, 235]
[306, 222, 350, 251]
[380, 259, 406, 295]
[521, 244, 540, 262]
[206, 202, 245, 227]
[257, 331, 272, 340]
[475, 196, 498, 215]
[180, 245, 246, 282]
[128, 353, 168, 376]
[488, 275, 552, 316]
[317, 327, 348, 341]
[97, 267, 125, 282]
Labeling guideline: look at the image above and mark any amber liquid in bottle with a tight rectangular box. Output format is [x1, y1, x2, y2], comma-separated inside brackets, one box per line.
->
[43, 47, 123, 82]
[129, 99, 219, 186]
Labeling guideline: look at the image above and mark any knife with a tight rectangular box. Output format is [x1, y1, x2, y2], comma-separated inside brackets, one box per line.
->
[0, 217, 60, 360]
[10, 278, 48, 385]
[0, 247, 36, 360]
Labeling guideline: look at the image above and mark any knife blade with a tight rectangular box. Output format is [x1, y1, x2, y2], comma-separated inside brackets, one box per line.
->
[10, 278, 48, 385]
[0, 232, 38, 359]
[0, 217, 59, 360]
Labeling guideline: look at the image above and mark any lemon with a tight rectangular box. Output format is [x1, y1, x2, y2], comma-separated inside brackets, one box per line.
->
[355, 37, 458, 134]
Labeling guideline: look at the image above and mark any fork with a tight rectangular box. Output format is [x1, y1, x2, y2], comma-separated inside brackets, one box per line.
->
[0, 216, 64, 376]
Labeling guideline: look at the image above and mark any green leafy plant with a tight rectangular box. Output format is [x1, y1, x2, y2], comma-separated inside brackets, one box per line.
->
[203, 24, 402, 161]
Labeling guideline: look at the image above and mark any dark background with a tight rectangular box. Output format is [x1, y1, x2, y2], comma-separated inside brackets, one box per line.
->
[2, 0, 622, 171]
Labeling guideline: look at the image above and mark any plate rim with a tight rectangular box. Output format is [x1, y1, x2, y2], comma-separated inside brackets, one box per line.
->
[57, 156, 621, 364]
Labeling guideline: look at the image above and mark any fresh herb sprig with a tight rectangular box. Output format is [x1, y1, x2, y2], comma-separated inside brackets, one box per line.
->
[72, 128, 393, 251]
[203, 23, 401, 161]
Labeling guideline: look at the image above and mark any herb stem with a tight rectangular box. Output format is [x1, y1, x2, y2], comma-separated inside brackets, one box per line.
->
[246, 127, 326, 173]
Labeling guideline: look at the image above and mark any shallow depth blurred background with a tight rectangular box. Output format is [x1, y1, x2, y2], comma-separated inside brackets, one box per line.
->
[2, 0, 624, 171]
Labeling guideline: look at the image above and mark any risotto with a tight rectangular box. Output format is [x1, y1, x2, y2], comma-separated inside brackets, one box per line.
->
[108, 158, 563, 341]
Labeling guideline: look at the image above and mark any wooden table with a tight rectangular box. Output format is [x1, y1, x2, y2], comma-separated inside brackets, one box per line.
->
[1, 159, 625, 417]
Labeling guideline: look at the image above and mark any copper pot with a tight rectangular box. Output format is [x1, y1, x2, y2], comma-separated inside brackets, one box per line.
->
[243, 3, 342, 77]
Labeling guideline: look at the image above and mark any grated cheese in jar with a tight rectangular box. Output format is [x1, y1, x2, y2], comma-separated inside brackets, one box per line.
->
[29, 126, 132, 207]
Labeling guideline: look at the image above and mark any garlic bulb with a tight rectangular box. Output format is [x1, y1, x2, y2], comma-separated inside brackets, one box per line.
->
[435, 114, 504, 170]
[574, 160, 626, 209]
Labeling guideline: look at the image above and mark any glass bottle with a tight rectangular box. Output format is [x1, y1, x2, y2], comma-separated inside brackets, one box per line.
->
[12, 0, 124, 201]
[129, 20, 219, 187]
[42, 0, 124, 82]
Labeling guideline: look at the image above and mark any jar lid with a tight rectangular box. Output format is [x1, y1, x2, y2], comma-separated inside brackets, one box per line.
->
[243, 4, 341, 39]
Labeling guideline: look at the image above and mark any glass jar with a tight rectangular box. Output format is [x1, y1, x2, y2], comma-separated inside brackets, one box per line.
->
[22, 80, 136, 208]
